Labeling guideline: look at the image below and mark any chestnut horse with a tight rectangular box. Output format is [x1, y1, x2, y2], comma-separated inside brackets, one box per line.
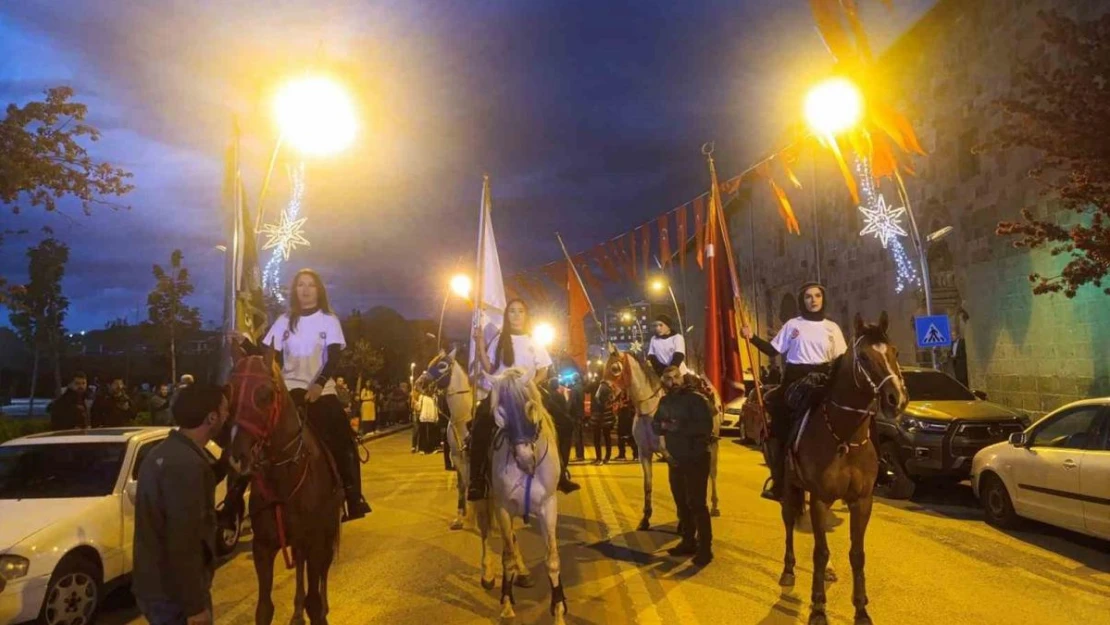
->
[778, 313, 907, 625]
[228, 350, 344, 625]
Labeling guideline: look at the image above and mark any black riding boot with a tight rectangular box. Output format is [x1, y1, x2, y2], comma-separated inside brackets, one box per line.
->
[341, 443, 371, 522]
[467, 400, 493, 501]
[761, 438, 785, 501]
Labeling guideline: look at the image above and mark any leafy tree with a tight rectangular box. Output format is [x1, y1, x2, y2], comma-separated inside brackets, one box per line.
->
[147, 250, 201, 383]
[993, 10, 1110, 297]
[8, 236, 70, 414]
[341, 338, 386, 394]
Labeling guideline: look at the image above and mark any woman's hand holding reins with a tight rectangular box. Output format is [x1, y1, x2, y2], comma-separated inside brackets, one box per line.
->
[306, 383, 324, 403]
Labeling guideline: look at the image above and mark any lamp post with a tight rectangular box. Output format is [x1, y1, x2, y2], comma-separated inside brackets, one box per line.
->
[436, 274, 471, 351]
[649, 273, 684, 341]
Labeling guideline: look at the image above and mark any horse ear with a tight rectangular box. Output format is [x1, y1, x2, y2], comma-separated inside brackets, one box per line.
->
[447, 346, 458, 361]
[854, 313, 865, 337]
[879, 310, 890, 335]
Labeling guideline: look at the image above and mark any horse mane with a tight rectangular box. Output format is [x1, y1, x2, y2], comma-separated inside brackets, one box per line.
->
[489, 369, 554, 435]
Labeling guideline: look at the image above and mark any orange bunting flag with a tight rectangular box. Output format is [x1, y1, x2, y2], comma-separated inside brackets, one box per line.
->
[638, 225, 651, 277]
[768, 177, 802, 235]
[574, 254, 604, 294]
[566, 262, 590, 372]
[657, 212, 672, 268]
[676, 203, 688, 275]
[719, 176, 742, 196]
[611, 237, 633, 280]
[594, 246, 621, 282]
[694, 196, 706, 270]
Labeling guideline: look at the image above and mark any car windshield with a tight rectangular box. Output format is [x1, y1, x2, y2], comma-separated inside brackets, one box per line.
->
[0, 442, 127, 499]
[902, 370, 976, 401]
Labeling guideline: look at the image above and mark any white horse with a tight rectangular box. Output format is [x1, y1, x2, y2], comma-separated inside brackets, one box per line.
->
[599, 346, 721, 531]
[485, 369, 567, 624]
[417, 350, 531, 590]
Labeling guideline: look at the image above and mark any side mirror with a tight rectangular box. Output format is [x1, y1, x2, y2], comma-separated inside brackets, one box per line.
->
[124, 480, 138, 504]
[1008, 432, 1028, 448]
[973, 390, 988, 401]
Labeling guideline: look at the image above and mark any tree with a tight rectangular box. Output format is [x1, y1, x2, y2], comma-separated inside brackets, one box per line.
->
[993, 11, 1110, 298]
[147, 250, 201, 383]
[341, 338, 386, 394]
[8, 236, 70, 414]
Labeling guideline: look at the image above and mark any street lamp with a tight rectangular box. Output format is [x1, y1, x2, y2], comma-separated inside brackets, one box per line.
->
[437, 273, 472, 351]
[804, 77, 863, 138]
[273, 76, 358, 157]
[533, 322, 556, 349]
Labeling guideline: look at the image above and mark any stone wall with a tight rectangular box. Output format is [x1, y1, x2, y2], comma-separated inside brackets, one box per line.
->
[710, 0, 1109, 417]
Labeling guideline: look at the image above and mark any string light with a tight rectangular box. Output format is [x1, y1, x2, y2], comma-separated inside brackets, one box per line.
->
[855, 158, 919, 293]
[262, 162, 307, 302]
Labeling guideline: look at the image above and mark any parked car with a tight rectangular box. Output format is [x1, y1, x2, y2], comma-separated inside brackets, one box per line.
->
[0, 427, 243, 625]
[875, 367, 1027, 499]
[720, 379, 756, 433]
[971, 398, 1109, 540]
[723, 382, 774, 446]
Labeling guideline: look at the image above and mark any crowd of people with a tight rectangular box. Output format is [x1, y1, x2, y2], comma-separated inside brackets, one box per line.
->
[46, 371, 198, 430]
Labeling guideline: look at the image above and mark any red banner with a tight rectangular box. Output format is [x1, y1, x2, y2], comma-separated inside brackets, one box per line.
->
[594, 246, 621, 282]
[638, 225, 650, 277]
[657, 212, 672, 269]
[574, 254, 603, 294]
[676, 203, 688, 275]
[609, 238, 633, 280]
[694, 196, 706, 269]
[567, 262, 590, 372]
[629, 229, 638, 279]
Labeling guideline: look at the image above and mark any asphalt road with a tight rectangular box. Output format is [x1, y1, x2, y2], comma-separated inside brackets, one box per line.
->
[102, 429, 1109, 625]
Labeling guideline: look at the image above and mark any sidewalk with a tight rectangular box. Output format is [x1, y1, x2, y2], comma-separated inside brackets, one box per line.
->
[358, 421, 411, 443]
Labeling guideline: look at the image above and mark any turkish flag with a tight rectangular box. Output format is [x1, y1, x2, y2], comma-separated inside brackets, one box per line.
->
[676, 203, 688, 275]
[704, 182, 745, 403]
[594, 245, 621, 282]
[567, 263, 590, 372]
[629, 229, 638, 279]
[658, 212, 672, 268]
[694, 196, 706, 269]
[574, 254, 604, 294]
[638, 225, 650, 277]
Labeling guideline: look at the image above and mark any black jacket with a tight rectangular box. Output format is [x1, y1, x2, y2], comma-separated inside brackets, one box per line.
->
[132, 430, 218, 615]
[91, 391, 135, 428]
[653, 389, 715, 464]
[48, 389, 89, 430]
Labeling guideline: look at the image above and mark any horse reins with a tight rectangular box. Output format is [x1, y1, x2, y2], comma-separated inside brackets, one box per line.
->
[822, 336, 899, 455]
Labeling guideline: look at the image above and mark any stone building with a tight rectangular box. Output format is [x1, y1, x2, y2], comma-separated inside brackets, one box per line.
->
[700, 0, 1108, 417]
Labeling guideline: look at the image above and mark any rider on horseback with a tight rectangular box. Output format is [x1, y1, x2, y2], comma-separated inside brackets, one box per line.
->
[646, 314, 688, 376]
[468, 298, 580, 501]
[741, 282, 847, 501]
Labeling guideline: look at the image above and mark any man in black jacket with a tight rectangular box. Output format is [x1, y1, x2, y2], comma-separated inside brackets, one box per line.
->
[132, 384, 229, 625]
[48, 372, 90, 430]
[91, 378, 135, 427]
[543, 378, 581, 494]
[653, 367, 715, 567]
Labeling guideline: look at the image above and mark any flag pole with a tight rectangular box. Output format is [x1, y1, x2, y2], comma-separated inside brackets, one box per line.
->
[470, 174, 490, 389]
[555, 232, 604, 337]
[706, 146, 765, 412]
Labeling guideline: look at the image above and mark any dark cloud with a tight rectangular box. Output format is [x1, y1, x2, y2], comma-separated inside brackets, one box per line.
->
[1, 0, 934, 330]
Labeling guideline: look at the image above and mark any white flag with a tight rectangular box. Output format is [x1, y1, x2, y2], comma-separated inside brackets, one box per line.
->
[469, 175, 506, 395]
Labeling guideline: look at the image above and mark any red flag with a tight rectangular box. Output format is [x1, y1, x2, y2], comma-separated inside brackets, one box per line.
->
[719, 176, 741, 196]
[629, 229, 638, 279]
[703, 186, 744, 402]
[609, 239, 633, 280]
[505, 276, 523, 301]
[594, 246, 621, 282]
[638, 225, 650, 277]
[676, 203, 688, 275]
[694, 196, 706, 269]
[567, 263, 590, 372]
[657, 212, 672, 268]
[574, 254, 604, 294]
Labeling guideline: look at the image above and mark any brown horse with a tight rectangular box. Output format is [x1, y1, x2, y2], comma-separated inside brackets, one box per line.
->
[228, 350, 344, 625]
[778, 312, 908, 625]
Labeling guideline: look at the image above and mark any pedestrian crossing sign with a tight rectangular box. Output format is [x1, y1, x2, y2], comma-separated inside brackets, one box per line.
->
[914, 315, 952, 348]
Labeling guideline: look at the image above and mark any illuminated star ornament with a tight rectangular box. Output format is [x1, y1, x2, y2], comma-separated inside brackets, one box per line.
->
[261, 211, 309, 261]
[858, 193, 908, 249]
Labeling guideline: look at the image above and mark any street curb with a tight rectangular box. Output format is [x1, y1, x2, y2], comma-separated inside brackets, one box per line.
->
[358, 422, 412, 443]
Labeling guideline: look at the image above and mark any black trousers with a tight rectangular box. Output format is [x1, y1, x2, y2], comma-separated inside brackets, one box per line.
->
[291, 390, 363, 504]
[572, 420, 586, 461]
[617, 411, 636, 459]
[593, 424, 612, 461]
[668, 451, 712, 550]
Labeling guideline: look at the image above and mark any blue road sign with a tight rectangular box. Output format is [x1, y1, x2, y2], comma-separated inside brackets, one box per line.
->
[914, 315, 952, 348]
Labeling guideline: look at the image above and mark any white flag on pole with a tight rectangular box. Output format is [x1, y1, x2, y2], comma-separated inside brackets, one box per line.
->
[469, 175, 506, 396]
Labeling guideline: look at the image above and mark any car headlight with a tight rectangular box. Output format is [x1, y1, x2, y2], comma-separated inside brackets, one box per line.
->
[899, 416, 948, 434]
[0, 554, 30, 581]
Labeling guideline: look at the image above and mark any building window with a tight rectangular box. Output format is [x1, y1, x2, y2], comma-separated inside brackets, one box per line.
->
[958, 128, 980, 182]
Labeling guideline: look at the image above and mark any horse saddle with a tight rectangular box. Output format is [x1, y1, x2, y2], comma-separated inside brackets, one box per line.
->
[785, 372, 830, 413]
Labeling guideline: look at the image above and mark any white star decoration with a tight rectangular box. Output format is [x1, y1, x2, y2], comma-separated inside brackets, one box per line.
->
[858, 193, 908, 249]
[260, 211, 310, 261]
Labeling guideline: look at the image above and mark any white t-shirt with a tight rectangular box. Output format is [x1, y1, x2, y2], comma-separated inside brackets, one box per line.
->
[263, 311, 346, 395]
[770, 317, 847, 365]
[647, 333, 689, 375]
[478, 332, 552, 393]
[418, 395, 439, 423]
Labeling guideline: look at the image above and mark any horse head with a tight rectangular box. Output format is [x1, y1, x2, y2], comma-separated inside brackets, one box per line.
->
[417, 347, 458, 392]
[227, 346, 290, 475]
[850, 311, 909, 415]
[490, 368, 548, 472]
[598, 343, 659, 415]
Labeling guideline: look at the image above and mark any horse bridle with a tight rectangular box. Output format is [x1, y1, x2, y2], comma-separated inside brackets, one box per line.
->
[230, 358, 309, 482]
[824, 335, 900, 453]
[422, 358, 471, 398]
[603, 352, 662, 416]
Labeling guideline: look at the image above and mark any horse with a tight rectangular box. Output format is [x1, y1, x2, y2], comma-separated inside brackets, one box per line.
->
[597, 345, 722, 531]
[227, 349, 344, 625]
[777, 312, 908, 625]
[417, 349, 531, 590]
[487, 369, 567, 624]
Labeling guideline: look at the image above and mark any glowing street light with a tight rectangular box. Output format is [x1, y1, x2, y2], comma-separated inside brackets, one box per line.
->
[804, 77, 863, 137]
[649, 278, 666, 293]
[273, 76, 358, 157]
[450, 274, 472, 299]
[533, 322, 556, 349]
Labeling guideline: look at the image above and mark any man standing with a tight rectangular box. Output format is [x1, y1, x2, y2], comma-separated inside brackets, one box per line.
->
[47, 372, 90, 430]
[149, 384, 173, 426]
[132, 384, 229, 625]
[91, 378, 135, 427]
[950, 329, 969, 388]
[653, 367, 715, 567]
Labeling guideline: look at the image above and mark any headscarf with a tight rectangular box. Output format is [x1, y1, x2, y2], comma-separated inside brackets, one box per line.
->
[797, 282, 827, 322]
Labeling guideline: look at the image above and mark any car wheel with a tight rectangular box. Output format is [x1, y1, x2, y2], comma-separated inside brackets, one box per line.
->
[980, 473, 1020, 529]
[215, 502, 243, 557]
[876, 440, 916, 500]
[39, 554, 100, 625]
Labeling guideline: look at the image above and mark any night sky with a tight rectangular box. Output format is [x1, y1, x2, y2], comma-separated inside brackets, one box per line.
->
[0, 0, 934, 331]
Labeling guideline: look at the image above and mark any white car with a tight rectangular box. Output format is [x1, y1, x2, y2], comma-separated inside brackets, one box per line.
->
[0, 427, 242, 625]
[971, 398, 1110, 541]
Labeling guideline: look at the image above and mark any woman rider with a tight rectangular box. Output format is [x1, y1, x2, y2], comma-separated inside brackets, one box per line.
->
[223, 269, 371, 522]
[741, 282, 846, 501]
[646, 313, 688, 376]
[468, 298, 579, 500]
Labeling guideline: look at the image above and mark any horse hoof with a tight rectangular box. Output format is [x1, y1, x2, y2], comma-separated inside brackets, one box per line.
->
[825, 567, 838, 583]
[637, 518, 651, 531]
[449, 519, 464, 531]
[481, 577, 495, 590]
[499, 601, 516, 619]
[855, 609, 874, 625]
[710, 508, 721, 517]
[515, 573, 535, 588]
[808, 610, 828, 625]
[778, 572, 795, 587]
